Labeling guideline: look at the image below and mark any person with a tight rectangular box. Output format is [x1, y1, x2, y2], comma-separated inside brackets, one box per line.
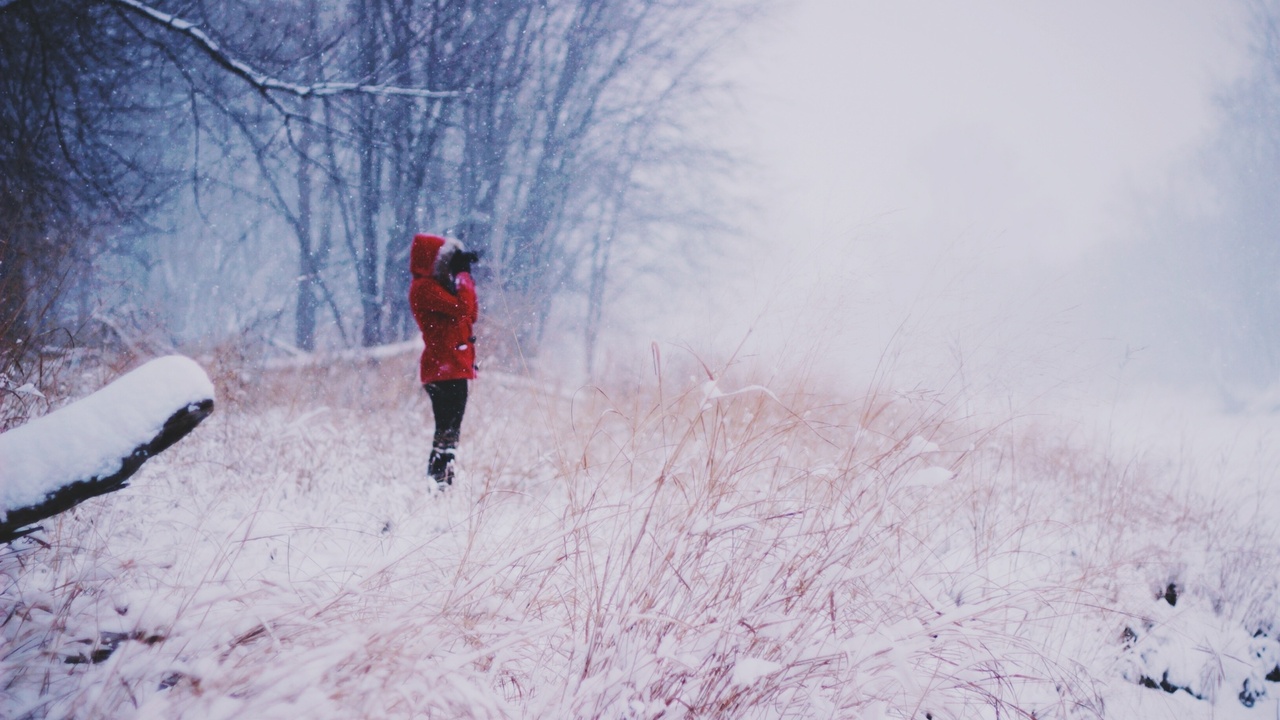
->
[408, 233, 479, 488]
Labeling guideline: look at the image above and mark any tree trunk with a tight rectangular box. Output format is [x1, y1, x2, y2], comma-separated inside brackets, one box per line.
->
[294, 117, 319, 351]
[355, 0, 383, 347]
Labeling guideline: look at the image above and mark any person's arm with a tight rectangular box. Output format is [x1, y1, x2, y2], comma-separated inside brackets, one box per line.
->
[410, 276, 472, 319]
[454, 271, 478, 322]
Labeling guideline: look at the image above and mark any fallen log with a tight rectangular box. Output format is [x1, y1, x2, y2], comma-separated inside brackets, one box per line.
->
[0, 356, 215, 543]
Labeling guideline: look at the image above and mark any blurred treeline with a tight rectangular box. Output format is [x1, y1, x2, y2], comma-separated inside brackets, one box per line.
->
[0, 0, 755, 388]
[1112, 0, 1280, 391]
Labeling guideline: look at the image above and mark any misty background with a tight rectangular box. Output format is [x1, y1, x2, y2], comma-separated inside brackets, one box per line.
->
[692, 0, 1269, 401]
[4, 0, 1280, 405]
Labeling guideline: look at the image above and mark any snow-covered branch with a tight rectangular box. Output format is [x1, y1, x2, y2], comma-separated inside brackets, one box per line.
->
[103, 0, 463, 99]
[0, 356, 215, 543]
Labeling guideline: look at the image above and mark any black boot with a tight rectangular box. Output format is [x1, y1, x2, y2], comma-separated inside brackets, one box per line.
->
[428, 446, 455, 488]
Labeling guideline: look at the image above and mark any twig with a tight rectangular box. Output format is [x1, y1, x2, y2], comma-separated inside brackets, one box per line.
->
[102, 0, 465, 99]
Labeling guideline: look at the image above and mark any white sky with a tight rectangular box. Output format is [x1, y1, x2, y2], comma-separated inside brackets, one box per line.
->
[738, 0, 1247, 261]
[687, 0, 1253, 389]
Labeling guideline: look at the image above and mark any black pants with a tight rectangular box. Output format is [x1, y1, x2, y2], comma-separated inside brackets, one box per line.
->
[424, 379, 468, 483]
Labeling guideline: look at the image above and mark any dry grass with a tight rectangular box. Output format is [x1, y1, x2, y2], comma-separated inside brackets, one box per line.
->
[0, 345, 1276, 718]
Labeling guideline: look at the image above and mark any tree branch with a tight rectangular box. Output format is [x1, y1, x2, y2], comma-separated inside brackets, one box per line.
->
[0, 398, 213, 544]
[101, 0, 465, 99]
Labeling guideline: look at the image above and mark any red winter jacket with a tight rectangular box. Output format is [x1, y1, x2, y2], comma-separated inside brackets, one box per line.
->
[409, 234, 478, 384]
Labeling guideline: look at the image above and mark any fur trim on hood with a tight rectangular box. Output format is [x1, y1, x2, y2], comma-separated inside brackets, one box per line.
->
[410, 234, 466, 293]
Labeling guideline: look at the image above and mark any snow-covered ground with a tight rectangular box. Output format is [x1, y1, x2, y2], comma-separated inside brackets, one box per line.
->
[2, 348, 1279, 718]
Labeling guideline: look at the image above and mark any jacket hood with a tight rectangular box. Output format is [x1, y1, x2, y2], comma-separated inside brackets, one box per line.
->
[410, 233, 467, 280]
[410, 234, 446, 279]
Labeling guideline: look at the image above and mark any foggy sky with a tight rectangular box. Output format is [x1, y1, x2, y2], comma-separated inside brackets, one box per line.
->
[691, 0, 1252, 391]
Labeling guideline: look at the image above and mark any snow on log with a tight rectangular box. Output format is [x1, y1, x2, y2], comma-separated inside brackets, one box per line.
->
[0, 355, 215, 543]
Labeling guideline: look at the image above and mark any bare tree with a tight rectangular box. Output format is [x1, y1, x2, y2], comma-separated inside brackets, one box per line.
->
[485, 0, 753, 364]
[1, 0, 760, 373]
[380, 0, 470, 343]
[0, 0, 184, 375]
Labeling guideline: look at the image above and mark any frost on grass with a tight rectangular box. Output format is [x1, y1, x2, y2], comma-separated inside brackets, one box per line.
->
[0, 352, 1276, 718]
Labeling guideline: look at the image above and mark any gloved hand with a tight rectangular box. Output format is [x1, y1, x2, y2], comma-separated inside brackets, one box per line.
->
[448, 250, 479, 275]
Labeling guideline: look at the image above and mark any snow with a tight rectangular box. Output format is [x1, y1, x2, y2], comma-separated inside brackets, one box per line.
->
[902, 466, 953, 488]
[731, 657, 781, 685]
[0, 355, 214, 517]
[12, 383, 44, 398]
[700, 378, 780, 407]
[904, 435, 940, 455]
[2, 352, 1280, 718]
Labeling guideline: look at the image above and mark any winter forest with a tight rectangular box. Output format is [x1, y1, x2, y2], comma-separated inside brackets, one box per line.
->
[6, 0, 1280, 718]
[1, 0, 742, 378]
